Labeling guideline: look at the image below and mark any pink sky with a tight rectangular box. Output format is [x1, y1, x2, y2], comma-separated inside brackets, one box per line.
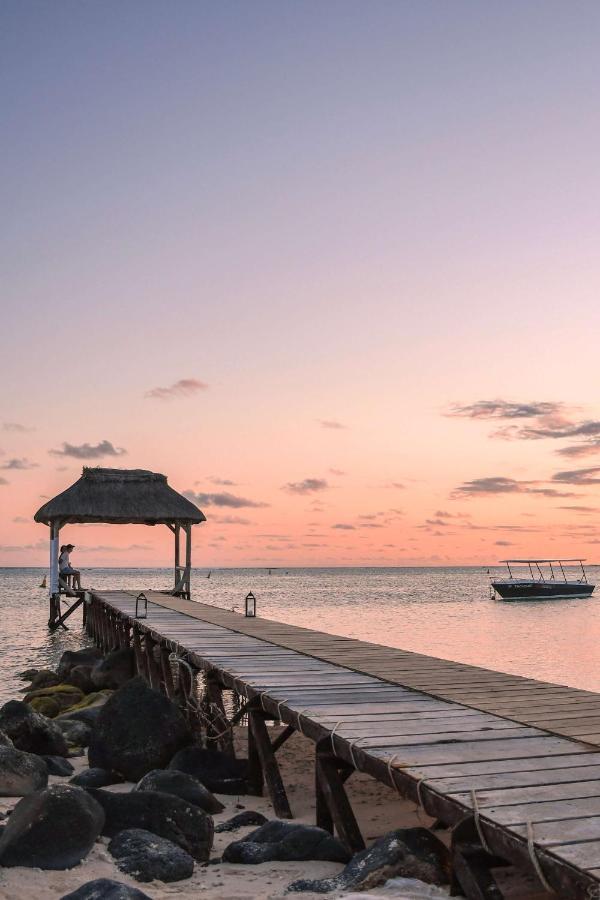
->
[2, 2, 600, 567]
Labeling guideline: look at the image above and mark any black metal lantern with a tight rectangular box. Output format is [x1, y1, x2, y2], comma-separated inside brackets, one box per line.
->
[135, 591, 148, 619]
[245, 591, 256, 617]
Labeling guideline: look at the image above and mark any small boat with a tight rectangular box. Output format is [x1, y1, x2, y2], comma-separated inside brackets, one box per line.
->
[491, 558, 595, 601]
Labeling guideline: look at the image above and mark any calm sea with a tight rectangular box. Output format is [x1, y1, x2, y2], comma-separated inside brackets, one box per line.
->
[2, 565, 600, 704]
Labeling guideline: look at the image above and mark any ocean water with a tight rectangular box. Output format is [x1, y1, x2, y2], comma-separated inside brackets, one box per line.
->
[2, 565, 600, 704]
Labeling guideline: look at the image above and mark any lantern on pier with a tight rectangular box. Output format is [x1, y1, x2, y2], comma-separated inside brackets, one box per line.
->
[245, 591, 256, 617]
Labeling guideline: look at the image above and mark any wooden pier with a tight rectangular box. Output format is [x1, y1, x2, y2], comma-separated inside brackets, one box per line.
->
[86, 588, 600, 899]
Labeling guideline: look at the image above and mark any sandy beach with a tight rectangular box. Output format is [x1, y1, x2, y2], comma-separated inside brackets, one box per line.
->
[0, 725, 547, 900]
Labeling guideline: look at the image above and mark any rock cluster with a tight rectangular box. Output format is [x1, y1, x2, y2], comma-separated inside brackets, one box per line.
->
[287, 828, 451, 893]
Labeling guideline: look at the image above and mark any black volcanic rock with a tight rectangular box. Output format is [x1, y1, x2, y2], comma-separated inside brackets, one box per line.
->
[0, 784, 104, 869]
[88, 678, 191, 780]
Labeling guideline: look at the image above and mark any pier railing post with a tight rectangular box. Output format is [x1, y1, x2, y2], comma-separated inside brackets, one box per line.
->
[247, 707, 293, 819]
[315, 744, 364, 853]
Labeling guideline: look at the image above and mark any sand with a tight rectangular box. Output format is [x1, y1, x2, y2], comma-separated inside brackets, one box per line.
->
[0, 727, 547, 900]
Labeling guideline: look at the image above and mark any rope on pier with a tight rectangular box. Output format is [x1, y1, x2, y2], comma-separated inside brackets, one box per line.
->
[347, 735, 368, 770]
[168, 651, 232, 739]
[276, 698, 290, 719]
[527, 821, 555, 894]
[470, 790, 491, 854]
[295, 708, 313, 736]
[386, 754, 404, 796]
[329, 721, 343, 754]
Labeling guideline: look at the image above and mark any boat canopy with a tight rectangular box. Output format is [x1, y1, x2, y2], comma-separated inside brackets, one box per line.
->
[499, 558, 586, 564]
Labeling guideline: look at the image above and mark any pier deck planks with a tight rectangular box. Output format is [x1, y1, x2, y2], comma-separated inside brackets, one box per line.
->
[91, 589, 600, 896]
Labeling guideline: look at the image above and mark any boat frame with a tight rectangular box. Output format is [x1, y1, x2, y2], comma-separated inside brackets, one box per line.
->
[491, 558, 595, 601]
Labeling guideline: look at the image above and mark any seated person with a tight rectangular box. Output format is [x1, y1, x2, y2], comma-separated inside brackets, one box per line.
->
[58, 543, 82, 590]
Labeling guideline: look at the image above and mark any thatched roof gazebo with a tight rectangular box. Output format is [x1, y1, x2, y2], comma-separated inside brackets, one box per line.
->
[35, 467, 205, 626]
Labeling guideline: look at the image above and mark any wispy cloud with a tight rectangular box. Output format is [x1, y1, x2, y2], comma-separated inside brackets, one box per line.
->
[49, 440, 126, 459]
[207, 476, 237, 486]
[318, 419, 347, 430]
[210, 514, 253, 525]
[282, 478, 329, 495]
[329, 468, 346, 476]
[82, 544, 152, 553]
[557, 438, 600, 458]
[145, 378, 208, 400]
[453, 476, 575, 498]
[12, 516, 28, 523]
[552, 466, 600, 486]
[184, 489, 269, 509]
[0, 458, 38, 471]
[2, 422, 34, 433]
[332, 523, 355, 530]
[447, 400, 563, 420]
[0, 477, 8, 486]
[558, 505, 600, 514]
[495, 540, 514, 546]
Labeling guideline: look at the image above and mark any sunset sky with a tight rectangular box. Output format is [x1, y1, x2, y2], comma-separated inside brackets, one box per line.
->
[2, 1, 600, 567]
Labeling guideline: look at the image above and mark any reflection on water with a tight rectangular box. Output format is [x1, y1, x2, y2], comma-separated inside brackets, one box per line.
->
[2, 565, 599, 703]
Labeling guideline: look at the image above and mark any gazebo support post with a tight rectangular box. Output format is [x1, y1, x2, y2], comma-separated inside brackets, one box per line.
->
[174, 524, 180, 594]
[48, 521, 60, 628]
[185, 524, 192, 599]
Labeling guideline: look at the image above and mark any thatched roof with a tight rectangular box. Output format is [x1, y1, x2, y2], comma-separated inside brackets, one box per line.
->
[34, 468, 206, 526]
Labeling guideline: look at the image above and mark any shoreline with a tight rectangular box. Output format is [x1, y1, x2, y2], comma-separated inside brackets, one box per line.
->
[1, 721, 546, 900]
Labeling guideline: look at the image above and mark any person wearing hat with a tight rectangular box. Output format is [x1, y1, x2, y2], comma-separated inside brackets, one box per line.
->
[58, 543, 82, 590]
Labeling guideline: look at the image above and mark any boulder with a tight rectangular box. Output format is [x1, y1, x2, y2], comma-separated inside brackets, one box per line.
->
[0, 746, 48, 796]
[88, 678, 191, 780]
[58, 703, 105, 728]
[29, 696, 61, 717]
[168, 746, 248, 794]
[57, 647, 104, 681]
[19, 668, 41, 681]
[108, 828, 194, 883]
[0, 730, 13, 747]
[28, 669, 61, 690]
[0, 700, 69, 757]
[287, 828, 451, 893]
[215, 810, 268, 833]
[88, 788, 213, 861]
[71, 768, 123, 789]
[91, 648, 135, 690]
[42, 755, 75, 776]
[60, 878, 152, 900]
[135, 769, 224, 814]
[0, 784, 104, 869]
[223, 820, 350, 865]
[24, 684, 85, 714]
[66, 665, 96, 694]
[57, 718, 92, 748]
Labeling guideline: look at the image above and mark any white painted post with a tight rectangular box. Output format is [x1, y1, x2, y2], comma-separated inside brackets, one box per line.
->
[49, 522, 59, 598]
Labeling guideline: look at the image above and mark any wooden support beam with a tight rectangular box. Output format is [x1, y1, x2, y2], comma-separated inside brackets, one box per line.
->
[160, 646, 175, 699]
[49, 596, 84, 631]
[247, 719, 264, 796]
[205, 672, 235, 756]
[272, 724, 296, 754]
[450, 818, 507, 900]
[315, 749, 365, 853]
[144, 635, 162, 691]
[132, 627, 146, 678]
[248, 710, 293, 819]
